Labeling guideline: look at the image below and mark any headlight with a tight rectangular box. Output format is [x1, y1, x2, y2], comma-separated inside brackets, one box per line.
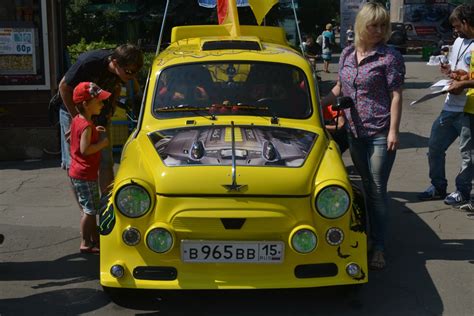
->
[291, 229, 317, 253]
[115, 184, 152, 218]
[146, 228, 173, 253]
[316, 186, 350, 219]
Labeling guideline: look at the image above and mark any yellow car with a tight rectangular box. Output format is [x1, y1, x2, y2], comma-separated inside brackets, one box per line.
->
[99, 23, 367, 291]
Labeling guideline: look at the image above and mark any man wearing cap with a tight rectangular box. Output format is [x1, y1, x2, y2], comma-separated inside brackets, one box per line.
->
[58, 44, 143, 195]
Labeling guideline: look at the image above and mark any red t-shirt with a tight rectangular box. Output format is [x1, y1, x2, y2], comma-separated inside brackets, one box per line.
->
[68, 116, 101, 181]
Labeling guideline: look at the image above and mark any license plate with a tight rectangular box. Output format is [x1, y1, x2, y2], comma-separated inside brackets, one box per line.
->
[181, 240, 284, 263]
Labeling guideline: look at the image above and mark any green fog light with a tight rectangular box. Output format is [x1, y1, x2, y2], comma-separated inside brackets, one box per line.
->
[292, 229, 317, 253]
[146, 228, 173, 253]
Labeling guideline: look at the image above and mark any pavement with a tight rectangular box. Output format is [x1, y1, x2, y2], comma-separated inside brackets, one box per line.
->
[0, 56, 473, 315]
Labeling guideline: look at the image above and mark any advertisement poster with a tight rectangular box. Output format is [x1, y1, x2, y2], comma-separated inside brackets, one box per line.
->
[403, 0, 454, 42]
[0, 27, 36, 75]
[340, 0, 366, 48]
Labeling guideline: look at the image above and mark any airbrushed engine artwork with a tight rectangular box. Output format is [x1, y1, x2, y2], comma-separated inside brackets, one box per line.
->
[150, 126, 317, 167]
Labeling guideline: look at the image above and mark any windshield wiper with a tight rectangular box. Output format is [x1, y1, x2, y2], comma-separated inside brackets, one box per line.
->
[154, 104, 210, 112]
[155, 104, 215, 120]
[224, 103, 278, 123]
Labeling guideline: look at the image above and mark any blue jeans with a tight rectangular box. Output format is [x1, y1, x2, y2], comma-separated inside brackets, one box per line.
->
[348, 132, 396, 252]
[428, 111, 471, 197]
[59, 107, 71, 170]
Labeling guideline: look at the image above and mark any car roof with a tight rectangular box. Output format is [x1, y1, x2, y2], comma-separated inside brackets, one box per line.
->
[154, 25, 308, 69]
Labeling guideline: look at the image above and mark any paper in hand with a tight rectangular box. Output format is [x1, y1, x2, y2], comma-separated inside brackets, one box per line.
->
[410, 80, 451, 106]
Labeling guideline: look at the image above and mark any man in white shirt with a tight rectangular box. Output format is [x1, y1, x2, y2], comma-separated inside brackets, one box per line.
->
[418, 4, 473, 207]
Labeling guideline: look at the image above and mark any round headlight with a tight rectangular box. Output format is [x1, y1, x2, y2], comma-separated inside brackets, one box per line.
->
[146, 228, 173, 253]
[291, 229, 317, 253]
[115, 184, 151, 218]
[316, 186, 350, 219]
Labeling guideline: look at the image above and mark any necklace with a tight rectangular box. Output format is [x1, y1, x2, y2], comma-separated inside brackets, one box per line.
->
[454, 39, 473, 70]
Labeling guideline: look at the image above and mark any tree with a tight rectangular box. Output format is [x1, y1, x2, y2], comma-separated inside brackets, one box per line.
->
[65, 0, 121, 45]
[298, 0, 339, 37]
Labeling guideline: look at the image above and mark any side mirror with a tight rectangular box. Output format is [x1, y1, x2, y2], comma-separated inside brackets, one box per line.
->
[333, 96, 354, 111]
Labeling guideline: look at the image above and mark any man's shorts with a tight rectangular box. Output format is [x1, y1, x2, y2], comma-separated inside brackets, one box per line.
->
[70, 178, 101, 216]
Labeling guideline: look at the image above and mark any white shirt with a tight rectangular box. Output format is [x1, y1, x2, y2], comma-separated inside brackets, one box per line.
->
[444, 37, 473, 112]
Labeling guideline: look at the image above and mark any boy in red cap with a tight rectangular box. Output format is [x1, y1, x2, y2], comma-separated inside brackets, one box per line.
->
[69, 82, 111, 253]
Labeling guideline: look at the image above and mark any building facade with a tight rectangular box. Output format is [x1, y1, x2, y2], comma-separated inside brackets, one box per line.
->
[0, 0, 63, 160]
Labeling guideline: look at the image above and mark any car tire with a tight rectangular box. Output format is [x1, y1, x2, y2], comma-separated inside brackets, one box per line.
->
[389, 30, 405, 46]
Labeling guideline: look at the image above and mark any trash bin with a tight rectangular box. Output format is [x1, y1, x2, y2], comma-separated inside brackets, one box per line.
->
[422, 46, 435, 61]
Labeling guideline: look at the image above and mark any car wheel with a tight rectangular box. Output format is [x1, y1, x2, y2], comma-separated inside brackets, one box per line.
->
[389, 30, 405, 46]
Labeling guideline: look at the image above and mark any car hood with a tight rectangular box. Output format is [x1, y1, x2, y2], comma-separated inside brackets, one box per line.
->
[136, 125, 323, 195]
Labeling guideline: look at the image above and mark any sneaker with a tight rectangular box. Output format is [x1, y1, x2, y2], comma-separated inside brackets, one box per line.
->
[418, 185, 447, 201]
[455, 201, 474, 212]
[444, 191, 469, 206]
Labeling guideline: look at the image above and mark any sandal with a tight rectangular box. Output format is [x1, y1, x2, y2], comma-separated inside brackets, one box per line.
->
[369, 250, 386, 270]
[80, 246, 100, 254]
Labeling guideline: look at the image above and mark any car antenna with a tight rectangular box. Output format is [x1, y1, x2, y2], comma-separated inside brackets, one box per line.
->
[155, 0, 170, 56]
[291, 0, 305, 56]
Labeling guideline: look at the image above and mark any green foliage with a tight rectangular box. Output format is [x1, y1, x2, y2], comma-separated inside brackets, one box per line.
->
[298, 0, 340, 37]
[65, 0, 121, 45]
[67, 38, 117, 65]
[137, 52, 155, 88]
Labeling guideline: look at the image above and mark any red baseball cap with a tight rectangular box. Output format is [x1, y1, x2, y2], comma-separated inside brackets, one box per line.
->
[72, 82, 111, 104]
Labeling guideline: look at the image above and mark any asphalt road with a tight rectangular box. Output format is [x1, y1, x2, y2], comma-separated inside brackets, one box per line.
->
[0, 55, 473, 316]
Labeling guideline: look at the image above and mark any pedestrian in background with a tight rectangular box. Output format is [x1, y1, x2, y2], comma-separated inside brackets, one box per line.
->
[69, 82, 111, 253]
[321, 2, 405, 270]
[321, 23, 335, 73]
[346, 25, 355, 46]
[58, 44, 143, 195]
[418, 4, 473, 207]
[303, 34, 321, 73]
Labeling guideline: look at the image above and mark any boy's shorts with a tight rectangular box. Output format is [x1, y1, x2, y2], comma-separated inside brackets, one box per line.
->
[70, 178, 101, 215]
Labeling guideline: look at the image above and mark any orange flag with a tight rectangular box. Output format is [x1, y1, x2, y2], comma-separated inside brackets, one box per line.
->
[217, 0, 241, 36]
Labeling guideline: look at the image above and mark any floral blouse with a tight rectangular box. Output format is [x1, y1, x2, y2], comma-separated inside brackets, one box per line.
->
[338, 44, 405, 138]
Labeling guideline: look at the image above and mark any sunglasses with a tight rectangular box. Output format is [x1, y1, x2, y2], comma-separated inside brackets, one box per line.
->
[123, 67, 138, 76]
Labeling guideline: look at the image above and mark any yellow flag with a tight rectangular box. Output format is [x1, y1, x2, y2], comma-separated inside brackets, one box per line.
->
[249, 0, 278, 25]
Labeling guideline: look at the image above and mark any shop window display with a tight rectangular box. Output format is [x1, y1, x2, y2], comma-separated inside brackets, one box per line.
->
[0, 0, 46, 86]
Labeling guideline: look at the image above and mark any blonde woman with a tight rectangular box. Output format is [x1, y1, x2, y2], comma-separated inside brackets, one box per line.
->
[321, 23, 335, 72]
[321, 2, 405, 270]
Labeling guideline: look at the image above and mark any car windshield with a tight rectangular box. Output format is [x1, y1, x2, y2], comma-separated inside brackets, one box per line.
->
[152, 62, 312, 119]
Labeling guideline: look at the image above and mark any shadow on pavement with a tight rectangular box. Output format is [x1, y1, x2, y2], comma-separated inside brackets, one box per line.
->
[0, 288, 109, 315]
[398, 131, 429, 150]
[0, 253, 99, 283]
[403, 81, 433, 90]
[0, 159, 60, 171]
